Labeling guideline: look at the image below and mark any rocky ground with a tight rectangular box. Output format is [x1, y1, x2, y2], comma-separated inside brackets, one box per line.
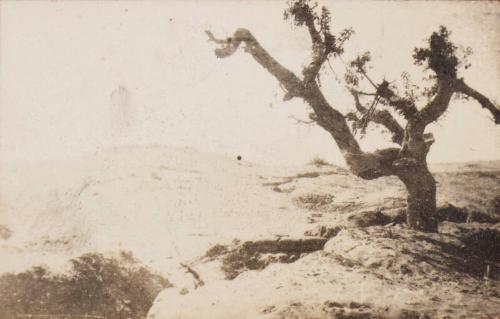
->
[0, 146, 499, 318]
[148, 158, 499, 319]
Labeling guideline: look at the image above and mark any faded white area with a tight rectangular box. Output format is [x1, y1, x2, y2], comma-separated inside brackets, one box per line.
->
[0, 146, 312, 275]
[0, 1, 499, 166]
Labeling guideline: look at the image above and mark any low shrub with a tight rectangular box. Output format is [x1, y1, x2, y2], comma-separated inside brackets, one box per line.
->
[293, 193, 335, 210]
[0, 252, 171, 319]
[308, 157, 331, 167]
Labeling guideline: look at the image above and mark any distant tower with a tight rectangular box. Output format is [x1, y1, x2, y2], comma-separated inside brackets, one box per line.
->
[109, 85, 132, 144]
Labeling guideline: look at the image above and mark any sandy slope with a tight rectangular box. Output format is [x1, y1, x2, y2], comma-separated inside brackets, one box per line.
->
[0, 146, 319, 275]
[1, 145, 499, 318]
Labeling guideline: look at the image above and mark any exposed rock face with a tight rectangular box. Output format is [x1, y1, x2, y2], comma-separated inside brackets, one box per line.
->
[148, 225, 500, 319]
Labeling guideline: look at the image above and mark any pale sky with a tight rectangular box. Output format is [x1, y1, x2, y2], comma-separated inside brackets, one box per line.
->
[0, 0, 499, 166]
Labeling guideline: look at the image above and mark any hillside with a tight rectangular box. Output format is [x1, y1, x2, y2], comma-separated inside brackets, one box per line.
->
[0, 146, 313, 275]
[0, 146, 499, 318]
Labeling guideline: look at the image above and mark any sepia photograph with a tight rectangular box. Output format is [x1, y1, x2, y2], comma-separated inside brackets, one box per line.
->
[0, 0, 499, 318]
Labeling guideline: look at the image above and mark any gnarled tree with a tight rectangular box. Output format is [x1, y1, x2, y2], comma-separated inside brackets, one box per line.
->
[207, 0, 499, 232]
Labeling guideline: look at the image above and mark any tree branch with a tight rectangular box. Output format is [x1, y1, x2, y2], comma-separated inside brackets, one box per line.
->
[351, 90, 368, 113]
[358, 68, 378, 90]
[351, 90, 405, 145]
[301, 29, 327, 84]
[376, 81, 419, 119]
[289, 114, 316, 125]
[454, 79, 500, 124]
[207, 28, 405, 181]
[302, 50, 328, 84]
[303, 9, 322, 47]
[180, 263, 205, 289]
[302, 84, 362, 156]
[418, 77, 455, 125]
[345, 56, 418, 120]
[286, 0, 326, 84]
[206, 29, 303, 98]
[298, 6, 340, 85]
[355, 90, 377, 96]
[345, 148, 401, 180]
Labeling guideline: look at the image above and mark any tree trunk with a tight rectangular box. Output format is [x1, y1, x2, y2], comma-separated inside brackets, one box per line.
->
[398, 164, 438, 232]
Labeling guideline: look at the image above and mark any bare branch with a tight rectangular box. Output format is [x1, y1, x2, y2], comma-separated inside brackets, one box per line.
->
[454, 79, 500, 124]
[289, 114, 316, 125]
[303, 9, 322, 46]
[351, 90, 405, 145]
[205, 30, 227, 45]
[302, 84, 363, 156]
[296, 5, 333, 84]
[359, 69, 378, 90]
[207, 28, 364, 156]
[208, 27, 405, 181]
[374, 111, 405, 145]
[206, 29, 303, 97]
[302, 51, 328, 84]
[356, 90, 377, 96]
[342, 54, 378, 90]
[180, 263, 205, 289]
[418, 78, 455, 125]
[284, 0, 322, 46]
[351, 90, 368, 113]
[342, 54, 417, 120]
[345, 148, 400, 180]
[301, 25, 327, 84]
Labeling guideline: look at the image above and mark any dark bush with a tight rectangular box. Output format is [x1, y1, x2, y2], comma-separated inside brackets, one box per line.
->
[0, 252, 171, 319]
[436, 203, 499, 223]
[293, 193, 335, 210]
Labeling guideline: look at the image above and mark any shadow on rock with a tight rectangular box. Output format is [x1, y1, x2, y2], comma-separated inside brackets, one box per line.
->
[325, 225, 500, 284]
[204, 237, 327, 279]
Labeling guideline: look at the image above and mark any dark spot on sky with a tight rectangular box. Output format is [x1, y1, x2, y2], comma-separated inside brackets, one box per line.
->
[237, 155, 242, 161]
